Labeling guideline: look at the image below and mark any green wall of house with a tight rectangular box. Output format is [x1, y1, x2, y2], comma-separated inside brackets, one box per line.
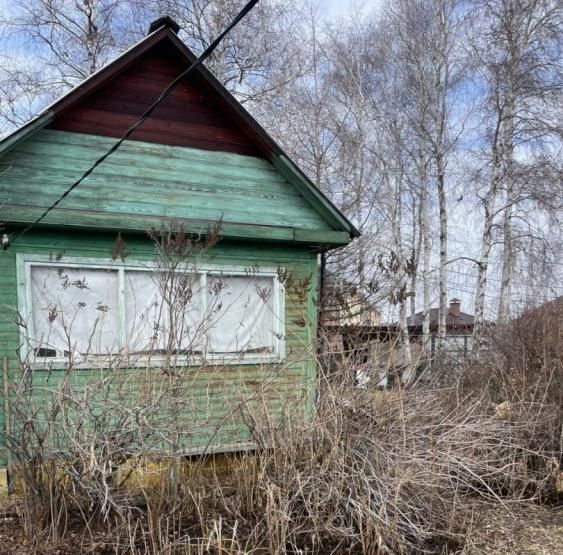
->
[0, 129, 341, 241]
[0, 230, 319, 467]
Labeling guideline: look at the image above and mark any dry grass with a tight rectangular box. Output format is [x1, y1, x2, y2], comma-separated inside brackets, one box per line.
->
[460, 500, 563, 555]
[2, 310, 562, 554]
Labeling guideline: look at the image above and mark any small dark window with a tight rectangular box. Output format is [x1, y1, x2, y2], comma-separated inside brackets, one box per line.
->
[35, 347, 57, 357]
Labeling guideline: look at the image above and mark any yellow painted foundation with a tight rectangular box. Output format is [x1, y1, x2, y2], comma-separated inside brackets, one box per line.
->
[1, 452, 258, 497]
[0, 467, 8, 497]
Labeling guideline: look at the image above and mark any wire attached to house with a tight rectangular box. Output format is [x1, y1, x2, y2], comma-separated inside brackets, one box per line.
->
[8, 0, 260, 247]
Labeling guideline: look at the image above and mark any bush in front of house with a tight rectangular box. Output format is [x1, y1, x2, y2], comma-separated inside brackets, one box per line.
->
[3, 296, 561, 554]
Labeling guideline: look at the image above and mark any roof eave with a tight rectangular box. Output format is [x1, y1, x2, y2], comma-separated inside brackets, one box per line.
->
[0, 112, 54, 154]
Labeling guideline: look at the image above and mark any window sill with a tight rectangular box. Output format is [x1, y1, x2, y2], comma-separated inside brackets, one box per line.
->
[27, 352, 286, 371]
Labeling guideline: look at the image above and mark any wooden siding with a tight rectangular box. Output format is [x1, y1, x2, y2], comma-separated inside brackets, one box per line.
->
[0, 28, 358, 244]
[48, 42, 260, 157]
[0, 230, 319, 466]
[0, 129, 335, 237]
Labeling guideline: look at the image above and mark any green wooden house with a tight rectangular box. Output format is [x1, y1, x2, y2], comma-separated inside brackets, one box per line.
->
[0, 17, 357, 473]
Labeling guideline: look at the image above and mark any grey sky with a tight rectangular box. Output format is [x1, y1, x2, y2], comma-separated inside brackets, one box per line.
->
[324, 0, 353, 17]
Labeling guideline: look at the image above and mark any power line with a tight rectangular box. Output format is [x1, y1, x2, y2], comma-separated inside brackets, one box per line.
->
[8, 0, 260, 246]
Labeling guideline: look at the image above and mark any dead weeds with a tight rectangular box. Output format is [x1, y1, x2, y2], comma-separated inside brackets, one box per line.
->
[460, 501, 563, 555]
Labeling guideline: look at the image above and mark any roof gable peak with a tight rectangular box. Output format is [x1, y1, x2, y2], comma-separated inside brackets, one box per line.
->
[148, 15, 181, 35]
[0, 26, 359, 241]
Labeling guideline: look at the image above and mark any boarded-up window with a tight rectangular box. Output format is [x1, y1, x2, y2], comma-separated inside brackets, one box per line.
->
[124, 270, 203, 354]
[206, 275, 276, 354]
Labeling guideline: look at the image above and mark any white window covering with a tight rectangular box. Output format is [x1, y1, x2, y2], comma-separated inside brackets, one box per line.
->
[30, 266, 120, 356]
[22, 256, 284, 365]
[124, 270, 202, 354]
[206, 275, 276, 354]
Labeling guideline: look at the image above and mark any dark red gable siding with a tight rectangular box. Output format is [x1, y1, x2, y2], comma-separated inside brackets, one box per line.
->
[48, 42, 262, 157]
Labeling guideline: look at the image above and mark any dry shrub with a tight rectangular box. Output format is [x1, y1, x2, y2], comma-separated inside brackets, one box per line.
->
[245, 377, 558, 554]
[4, 306, 562, 554]
[461, 298, 562, 468]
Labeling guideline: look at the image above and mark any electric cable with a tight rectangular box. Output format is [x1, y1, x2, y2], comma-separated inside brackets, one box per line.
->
[8, 0, 260, 245]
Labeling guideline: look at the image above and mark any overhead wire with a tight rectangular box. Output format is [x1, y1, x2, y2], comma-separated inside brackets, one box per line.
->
[8, 0, 260, 246]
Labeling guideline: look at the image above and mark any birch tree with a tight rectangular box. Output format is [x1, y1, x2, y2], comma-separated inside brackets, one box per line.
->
[383, 0, 465, 352]
[471, 0, 562, 334]
[324, 12, 388, 318]
[379, 127, 415, 381]
[327, 10, 423, 374]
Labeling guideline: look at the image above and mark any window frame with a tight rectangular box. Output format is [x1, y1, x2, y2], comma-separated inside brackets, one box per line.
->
[16, 254, 286, 368]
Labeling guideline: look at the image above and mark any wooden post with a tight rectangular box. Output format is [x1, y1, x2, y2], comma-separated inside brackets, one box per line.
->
[2, 356, 13, 494]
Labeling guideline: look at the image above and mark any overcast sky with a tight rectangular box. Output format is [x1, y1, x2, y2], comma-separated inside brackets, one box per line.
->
[324, 0, 353, 17]
[324, 0, 380, 19]
[0, 0, 366, 18]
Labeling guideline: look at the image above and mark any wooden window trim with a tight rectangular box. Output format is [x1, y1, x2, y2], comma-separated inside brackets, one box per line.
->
[16, 254, 286, 369]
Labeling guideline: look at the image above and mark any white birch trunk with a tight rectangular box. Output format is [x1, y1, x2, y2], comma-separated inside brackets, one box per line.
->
[437, 165, 448, 352]
[497, 198, 514, 321]
[473, 123, 504, 348]
[398, 285, 414, 384]
[387, 170, 413, 383]
[432, 0, 451, 356]
[473, 191, 495, 347]
[497, 88, 516, 322]
[84, 0, 98, 75]
[417, 152, 432, 364]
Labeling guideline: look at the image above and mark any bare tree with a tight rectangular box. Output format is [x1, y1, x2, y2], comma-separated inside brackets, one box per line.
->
[471, 0, 562, 334]
[382, 0, 465, 352]
[130, 0, 303, 106]
[1, 0, 129, 84]
[0, 0, 136, 133]
[0, 64, 50, 133]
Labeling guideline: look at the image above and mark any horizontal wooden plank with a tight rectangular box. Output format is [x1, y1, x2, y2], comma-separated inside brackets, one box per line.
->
[35, 129, 272, 170]
[0, 129, 340, 239]
[83, 94, 231, 127]
[62, 107, 250, 144]
[53, 109, 259, 155]
[3, 184, 324, 228]
[81, 76, 212, 109]
[8, 152, 291, 200]
[5, 208, 302, 242]
[8, 238, 315, 269]
[47, 42, 262, 157]
[293, 229, 352, 245]
[52, 119, 259, 155]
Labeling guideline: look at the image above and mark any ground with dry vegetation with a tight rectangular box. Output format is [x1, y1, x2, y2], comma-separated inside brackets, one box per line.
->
[0, 498, 561, 554]
[1, 301, 561, 554]
[461, 502, 563, 555]
[0, 375, 560, 554]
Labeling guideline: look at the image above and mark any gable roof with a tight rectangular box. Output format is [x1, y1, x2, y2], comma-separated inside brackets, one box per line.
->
[0, 20, 359, 244]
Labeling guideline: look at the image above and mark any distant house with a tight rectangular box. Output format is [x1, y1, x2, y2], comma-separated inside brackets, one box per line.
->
[0, 17, 358, 472]
[327, 298, 476, 388]
[318, 272, 381, 378]
[320, 272, 380, 328]
[406, 298, 475, 358]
